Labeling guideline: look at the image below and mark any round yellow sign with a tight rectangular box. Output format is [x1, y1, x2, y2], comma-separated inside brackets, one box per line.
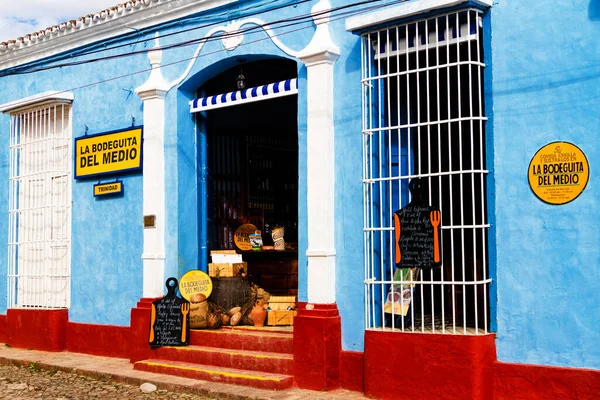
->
[234, 223, 257, 251]
[179, 270, 213, 301]
[528, 142, 589, 205]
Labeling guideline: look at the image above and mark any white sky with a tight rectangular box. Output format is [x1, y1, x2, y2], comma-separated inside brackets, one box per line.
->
[0, 0, 119, 42]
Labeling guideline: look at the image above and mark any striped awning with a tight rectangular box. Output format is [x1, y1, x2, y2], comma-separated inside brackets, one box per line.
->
[190, 78, 298, 113]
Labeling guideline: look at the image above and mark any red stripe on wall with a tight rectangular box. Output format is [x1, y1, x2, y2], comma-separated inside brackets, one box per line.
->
[66, 322, 130, 359]
[6, 309, 68, 352]
[340, 350, 364, 392]
[364, 330, 496, 400]
[495, 361, 600, 400]
[0, 315, 7, 343]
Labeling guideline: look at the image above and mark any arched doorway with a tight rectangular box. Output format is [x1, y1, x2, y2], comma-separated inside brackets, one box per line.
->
[195, 58, 299, 297]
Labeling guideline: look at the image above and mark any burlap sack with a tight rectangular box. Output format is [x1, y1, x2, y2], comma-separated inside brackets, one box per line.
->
[190, 300, 209, 329]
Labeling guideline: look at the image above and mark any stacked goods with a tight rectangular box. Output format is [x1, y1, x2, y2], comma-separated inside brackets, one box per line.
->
[209, 276, 252, 312]
[191, 282, 275, 329]
[272, 226, 285, 251]
[190, 296, 240, 330]
[184, 268, 277, 330]
[209, 250, 247, 277]
[189, 293, 209, 329]
[251, 284, 271, 304]
[266, 295, 297, 326]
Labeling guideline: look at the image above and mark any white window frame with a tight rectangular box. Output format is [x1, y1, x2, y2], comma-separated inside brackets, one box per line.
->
[358, 6, 492, 335]
[1, 92, 73, 309]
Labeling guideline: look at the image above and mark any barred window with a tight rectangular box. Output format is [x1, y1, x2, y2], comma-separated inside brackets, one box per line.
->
[7, 101, 72, 308]
[362, 9, 491, 334]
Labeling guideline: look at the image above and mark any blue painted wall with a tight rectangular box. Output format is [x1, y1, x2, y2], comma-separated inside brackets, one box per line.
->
[1, 0, 597, 370]
[490, 0, 600, 369]
[0, 39, 150, 325]
[0, 0, 321, 327]
[330, 1, 366, 351]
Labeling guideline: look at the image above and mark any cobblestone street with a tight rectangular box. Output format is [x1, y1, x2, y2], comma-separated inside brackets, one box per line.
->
[0, 364, 214, 400]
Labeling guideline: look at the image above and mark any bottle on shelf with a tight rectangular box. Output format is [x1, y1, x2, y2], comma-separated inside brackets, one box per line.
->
[262, 222, 274, 247]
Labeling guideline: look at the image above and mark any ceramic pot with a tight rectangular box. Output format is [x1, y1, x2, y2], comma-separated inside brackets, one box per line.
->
[250, 300, 267, 327]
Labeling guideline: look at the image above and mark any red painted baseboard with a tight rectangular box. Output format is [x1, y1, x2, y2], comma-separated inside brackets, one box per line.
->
[340, 350, 364, 392]
[0, 315, 7, 343]
[66, 322, 130, 358]
[7, 309, 68, 352]
[293, 303, 342, 391]
[129, 299, 159, 363]
[364, 330, 496, 400]
[3, 306, 598, 400]
[495, 361, 600, 400]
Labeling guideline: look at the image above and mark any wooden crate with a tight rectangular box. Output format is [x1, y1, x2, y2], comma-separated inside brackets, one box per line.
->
[208, 262, 247, 277]
[267, 295, 296, 311]
[267, 310, 297, 326]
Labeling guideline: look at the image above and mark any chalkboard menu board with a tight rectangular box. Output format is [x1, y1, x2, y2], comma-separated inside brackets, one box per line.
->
[149, 278, 190, 348]
[394, 203, 441, 270]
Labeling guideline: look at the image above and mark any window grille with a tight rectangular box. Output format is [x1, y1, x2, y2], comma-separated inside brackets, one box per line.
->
[361, 9, 491, 334]
[8, 103, 72, 308]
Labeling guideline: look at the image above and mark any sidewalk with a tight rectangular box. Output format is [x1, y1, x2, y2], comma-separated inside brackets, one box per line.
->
[0, 345, 368, 400]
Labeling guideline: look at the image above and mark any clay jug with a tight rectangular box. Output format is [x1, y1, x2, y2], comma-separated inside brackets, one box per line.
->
[250, 300, 267, 327]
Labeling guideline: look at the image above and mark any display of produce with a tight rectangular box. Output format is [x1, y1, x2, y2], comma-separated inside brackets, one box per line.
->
[178, 270, 295, 330]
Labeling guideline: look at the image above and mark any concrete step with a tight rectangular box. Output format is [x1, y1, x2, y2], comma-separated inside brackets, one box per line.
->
[189, 328, 293, 354]
[153, 345, 293, 375]
[134, 359, 295, 390]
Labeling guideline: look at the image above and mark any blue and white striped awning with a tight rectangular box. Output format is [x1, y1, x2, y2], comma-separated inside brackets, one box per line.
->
[190, 78, 298, 113]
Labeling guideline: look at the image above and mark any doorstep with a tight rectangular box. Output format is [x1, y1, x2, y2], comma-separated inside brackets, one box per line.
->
[0, 344, 367, 400]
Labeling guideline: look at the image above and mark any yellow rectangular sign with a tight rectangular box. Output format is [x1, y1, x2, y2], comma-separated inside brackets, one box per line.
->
[94, 181, 123, 197]
[75, 127, 142, 178]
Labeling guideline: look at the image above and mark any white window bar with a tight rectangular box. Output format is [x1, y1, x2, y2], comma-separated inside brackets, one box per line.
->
[8, 103, 72, 309]
[362, 9, 491, 335]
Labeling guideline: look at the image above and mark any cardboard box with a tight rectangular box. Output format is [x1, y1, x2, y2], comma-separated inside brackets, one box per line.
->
[210, 250, 237, 255]
[211, 253, 243, 264]
[267, 310, 297, 326]
[208, 262, 247, 277]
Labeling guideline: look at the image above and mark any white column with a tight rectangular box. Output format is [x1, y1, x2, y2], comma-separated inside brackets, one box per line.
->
[298, 0, 340, 304]
[135, 35, 171, 298]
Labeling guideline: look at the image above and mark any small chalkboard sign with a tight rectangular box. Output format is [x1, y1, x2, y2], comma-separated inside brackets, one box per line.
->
[149, 278, 190, 348]
[393, 179, 441, 269]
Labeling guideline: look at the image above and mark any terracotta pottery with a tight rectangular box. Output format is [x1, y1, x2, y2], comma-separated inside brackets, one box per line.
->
[250, 300, 267, 327]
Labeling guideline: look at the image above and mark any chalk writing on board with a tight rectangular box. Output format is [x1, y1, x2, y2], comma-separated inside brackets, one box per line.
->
[394, 203, 441, 270]
[149, 277, 190, 348]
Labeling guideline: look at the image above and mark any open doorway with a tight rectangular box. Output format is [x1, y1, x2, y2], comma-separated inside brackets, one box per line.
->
[196, 58, 299, 297]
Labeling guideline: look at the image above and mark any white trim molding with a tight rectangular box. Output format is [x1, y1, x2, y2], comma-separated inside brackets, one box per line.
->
[136, 36, 168, 298]
[298, 0, 340, 305]
[171, 17, 301, 89]
[0, 91, 74, 113]
[345, 0, 493, 32]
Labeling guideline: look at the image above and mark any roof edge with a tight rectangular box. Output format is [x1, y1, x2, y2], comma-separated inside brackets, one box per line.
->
[0, 0, 237, 71]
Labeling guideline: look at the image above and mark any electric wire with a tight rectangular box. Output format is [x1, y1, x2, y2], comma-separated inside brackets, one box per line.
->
[0, 0, 401, 77]
[2, 0, 388, 75]
[1, 0, 402, 110]
[66, 0, 317, 59]
[7, 0, 317, 71]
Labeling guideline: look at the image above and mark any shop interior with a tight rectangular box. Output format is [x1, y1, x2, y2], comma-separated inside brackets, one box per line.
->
[197, 58, 299, 298]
